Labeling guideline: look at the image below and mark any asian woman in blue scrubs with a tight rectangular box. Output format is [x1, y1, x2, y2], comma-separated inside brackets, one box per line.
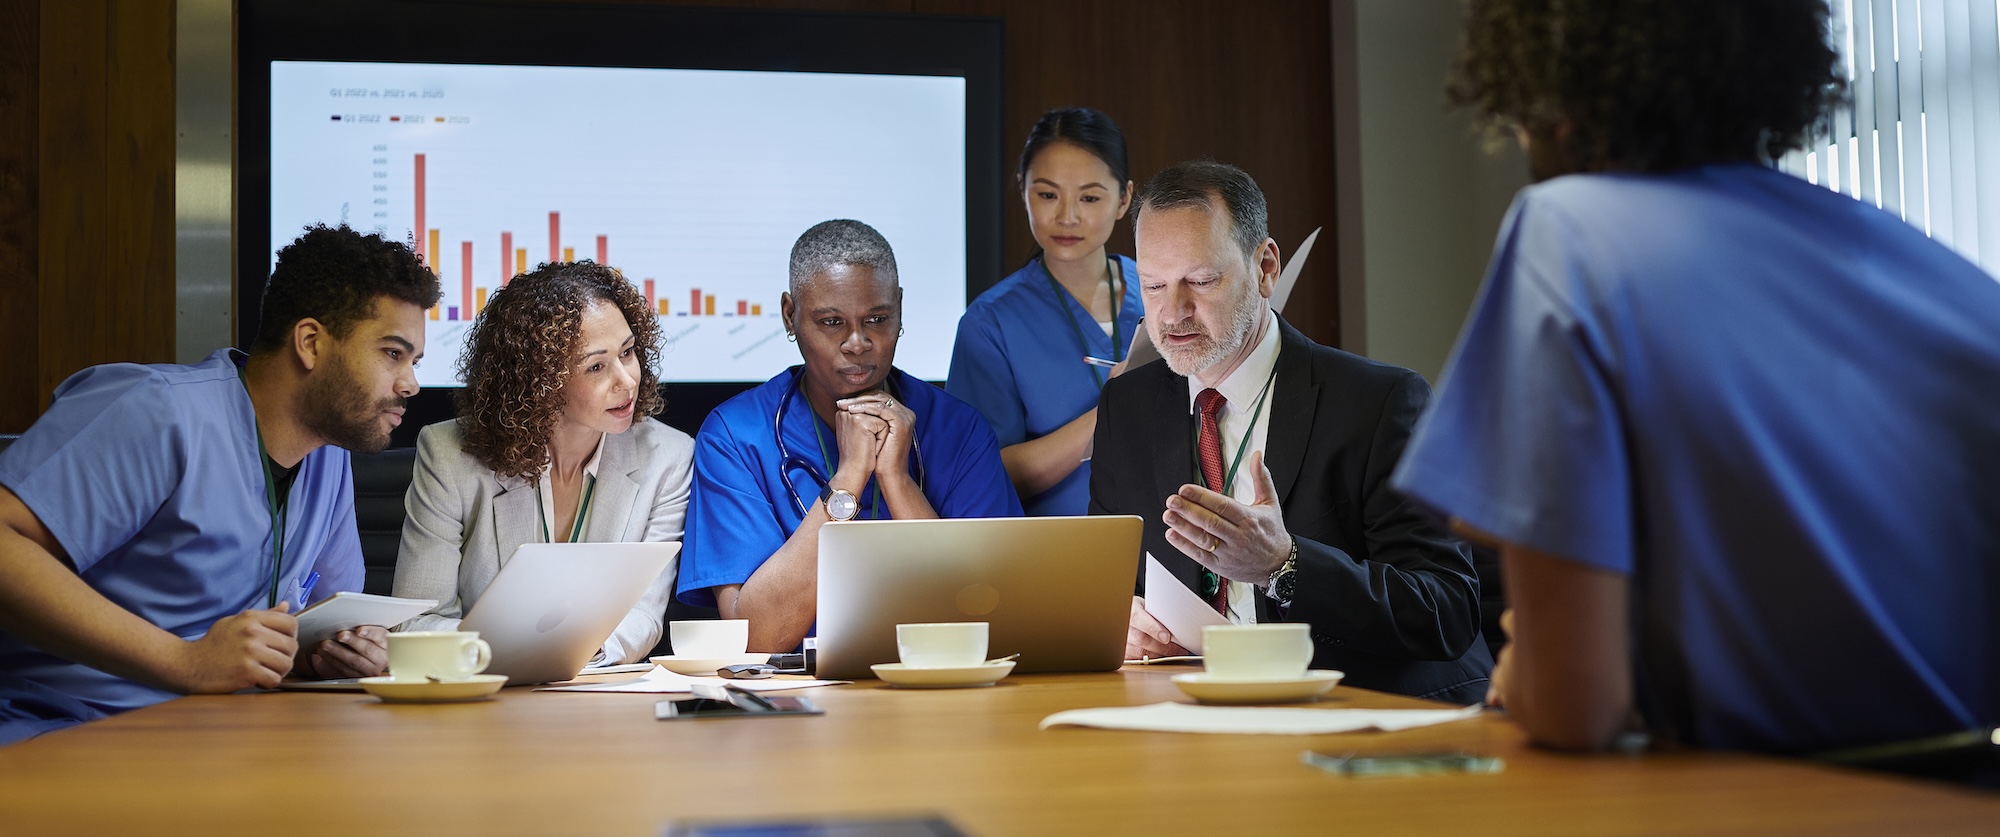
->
[677, 220, 1020, 653]
[946, 108, 1143, 516]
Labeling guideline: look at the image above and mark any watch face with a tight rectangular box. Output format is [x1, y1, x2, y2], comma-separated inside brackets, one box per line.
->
[826, 489, 859, 521]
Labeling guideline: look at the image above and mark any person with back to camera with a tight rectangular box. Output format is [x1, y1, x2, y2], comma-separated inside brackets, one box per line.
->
[394, 261, 694, 666]
[947, 107, 1144, 515]
[0, 224, 440, 745]
[676, 220, 1021, 654]
[1391, 0, 2000, 785]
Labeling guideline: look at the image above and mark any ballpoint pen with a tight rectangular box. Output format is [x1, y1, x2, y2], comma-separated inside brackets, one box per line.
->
[1083, 356, 1117, 368]
[297, 571, 320, 607]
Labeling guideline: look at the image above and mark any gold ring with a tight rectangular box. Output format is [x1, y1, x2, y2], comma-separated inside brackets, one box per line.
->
[1207, 536, 1219, 552]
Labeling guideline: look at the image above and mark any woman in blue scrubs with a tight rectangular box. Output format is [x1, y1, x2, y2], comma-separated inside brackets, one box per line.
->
[946, 108, 1142, 516]
[677, 220, 1020, 653]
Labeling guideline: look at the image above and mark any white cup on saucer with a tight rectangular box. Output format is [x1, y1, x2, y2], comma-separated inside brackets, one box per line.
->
[1200, 624, 1312, 681]
[895, 622, 988, 669]
[387, 631, 492, 682]
[671, 619, 750, 657]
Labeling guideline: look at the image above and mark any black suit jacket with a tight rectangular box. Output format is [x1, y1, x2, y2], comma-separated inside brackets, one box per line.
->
[1090, 316, 1492, 702]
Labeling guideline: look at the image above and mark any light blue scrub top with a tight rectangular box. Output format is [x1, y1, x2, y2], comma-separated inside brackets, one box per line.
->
[1392, 165, 2000, 753]
[0, 349, 362, 741]
[947, 255, 1143, 516]
[676, 366, 1022, 610]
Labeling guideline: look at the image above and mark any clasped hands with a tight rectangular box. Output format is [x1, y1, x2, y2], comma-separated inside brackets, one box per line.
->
[829, 391, 917, 487]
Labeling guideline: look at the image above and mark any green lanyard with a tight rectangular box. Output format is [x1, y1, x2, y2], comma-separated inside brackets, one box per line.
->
[538, 474, 598, 543]
[235, 367, 288, 608]
[1045, 255, 1124, 389]
[1193, 363, 1280, 496]
[809, 405, 885, 521]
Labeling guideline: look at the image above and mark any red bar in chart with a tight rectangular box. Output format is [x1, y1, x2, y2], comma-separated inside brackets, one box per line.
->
[460, 241, 473, 319]
[643, 279, 655, 315]
[596, 235, 608, 265]
[500, 231, 513, 286]
[413, 154, 426, 262]
[690, 289, 702, 317]
[548, 212, 561, 263]
[736, 300, 747, 316]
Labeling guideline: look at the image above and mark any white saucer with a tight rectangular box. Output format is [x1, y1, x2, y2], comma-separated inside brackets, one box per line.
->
[359, 674, 508, 703]
[1170, 670, 1344, 705]
[871, 660, 1016, 689]
[648, 653, 770, 677]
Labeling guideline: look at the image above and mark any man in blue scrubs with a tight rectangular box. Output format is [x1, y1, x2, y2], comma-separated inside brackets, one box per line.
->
[678, 220, 1020, 653]
[0, 224, 442, 744]
[1392, 0, 2000, 774]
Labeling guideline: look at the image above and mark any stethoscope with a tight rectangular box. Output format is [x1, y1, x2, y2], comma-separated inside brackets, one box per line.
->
[773, 367, 927, 519]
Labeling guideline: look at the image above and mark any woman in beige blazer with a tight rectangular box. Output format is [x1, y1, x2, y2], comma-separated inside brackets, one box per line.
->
[393, 261, 693, 665]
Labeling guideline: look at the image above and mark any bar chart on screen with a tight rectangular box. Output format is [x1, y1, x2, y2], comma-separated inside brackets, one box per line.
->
[269, 61, 967, 386]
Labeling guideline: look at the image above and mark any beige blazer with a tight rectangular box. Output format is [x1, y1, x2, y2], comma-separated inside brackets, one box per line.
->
[392, 418, 694, 664]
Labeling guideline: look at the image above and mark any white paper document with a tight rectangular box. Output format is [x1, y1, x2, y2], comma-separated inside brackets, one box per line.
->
[1140, 552, 1229, 655]
[536, 665, 848, 694]
[1040, 702, 1483, 735]
[295, 592, 438, 647]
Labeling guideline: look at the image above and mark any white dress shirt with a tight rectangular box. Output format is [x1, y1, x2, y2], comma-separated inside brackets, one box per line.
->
[1183, 307, 1282, 624]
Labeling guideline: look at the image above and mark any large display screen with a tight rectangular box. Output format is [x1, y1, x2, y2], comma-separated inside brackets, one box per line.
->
[270, 61, 967, 386]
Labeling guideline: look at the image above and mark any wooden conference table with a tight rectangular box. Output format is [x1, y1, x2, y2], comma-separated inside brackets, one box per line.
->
[0, 666, 1994, 835]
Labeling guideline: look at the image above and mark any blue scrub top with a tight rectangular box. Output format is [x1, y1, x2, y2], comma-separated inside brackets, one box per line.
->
[946, 255, 1143, 516]
[677, 366, 1022, 608]
[0, 349, 363, 738]
[1392, 164, 2000, 753]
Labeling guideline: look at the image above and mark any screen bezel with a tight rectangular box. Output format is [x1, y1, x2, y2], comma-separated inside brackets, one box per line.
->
[238, 0, 1004, 440]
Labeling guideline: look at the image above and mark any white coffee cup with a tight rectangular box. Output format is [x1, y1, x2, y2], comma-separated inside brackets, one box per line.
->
[671, 619, 750, 657]
[387, 631, 491, 682]
[896, 622, 988, 669]
[1201, 624, 1312, 680]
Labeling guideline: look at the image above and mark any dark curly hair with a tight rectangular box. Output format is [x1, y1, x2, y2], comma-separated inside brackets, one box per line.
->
[254, 224, 442, 353]
[1450, 0, 1846, 173]
[456, 261, 665, 483]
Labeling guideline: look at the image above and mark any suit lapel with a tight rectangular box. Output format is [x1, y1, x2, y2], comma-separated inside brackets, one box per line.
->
[585, 431, 642, 542]
[1151, 367, 1195, 510]
[492, 475, 538, 565]
[1265, 318, 1318, 506]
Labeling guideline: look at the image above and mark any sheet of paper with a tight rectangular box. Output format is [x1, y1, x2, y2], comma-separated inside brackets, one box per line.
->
[1141, 552, 1229, 654]
[1040, 702, 1482, 735]
[295, 592, 438, 647]
[577, 662, 655, 676]
[537, 665, 848, 694]
[1270, 226, 1320, 315]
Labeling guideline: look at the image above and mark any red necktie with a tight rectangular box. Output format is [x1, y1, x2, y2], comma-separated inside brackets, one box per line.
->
[1195, 388, 1228, 614]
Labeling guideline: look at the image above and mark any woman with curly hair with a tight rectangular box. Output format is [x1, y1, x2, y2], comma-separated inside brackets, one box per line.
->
[1392, 0, 2000, 777]
[393, 261, 694, 666]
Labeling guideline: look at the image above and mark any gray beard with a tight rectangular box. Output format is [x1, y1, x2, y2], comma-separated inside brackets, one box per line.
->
[1160, 286, 1264, 380]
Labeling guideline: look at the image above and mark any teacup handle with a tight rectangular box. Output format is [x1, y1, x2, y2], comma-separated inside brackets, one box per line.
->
[464, 638, 492, 675]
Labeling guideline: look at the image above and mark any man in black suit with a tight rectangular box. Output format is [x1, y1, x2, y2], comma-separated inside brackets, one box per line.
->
[1090, 161, 1491, 703]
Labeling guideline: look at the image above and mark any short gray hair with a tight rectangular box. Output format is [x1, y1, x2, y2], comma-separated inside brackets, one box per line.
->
[788, 219, 899, 294]
[1134, 160, 1270, 263]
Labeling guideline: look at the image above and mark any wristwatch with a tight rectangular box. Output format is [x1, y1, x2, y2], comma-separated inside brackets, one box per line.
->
[820, 485, 859, 521]
[1266, 537, 1299, 608]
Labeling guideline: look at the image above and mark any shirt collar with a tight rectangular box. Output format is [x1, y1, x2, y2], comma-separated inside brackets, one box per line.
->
[1186, 308, 1282, 413]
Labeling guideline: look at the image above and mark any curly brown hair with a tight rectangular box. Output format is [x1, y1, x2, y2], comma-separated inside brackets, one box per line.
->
[455, 261, 665, 483]
[1450, 0, 1845, 173]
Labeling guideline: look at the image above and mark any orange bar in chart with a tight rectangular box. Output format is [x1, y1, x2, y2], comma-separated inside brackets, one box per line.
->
[413, 154, 427, 262]
[460, 241, 473, 318]
[500, 231, 513, 286]
[515, 248, 527, 276]
[657, 298, 669, 316]
[429, 305, 440, 321]
[751, 304, 762, 316]
[596, 235, 608, 265]
[476, 287, 489, 315]
[704, 295, 715, 316]
[548, 212, 560, 262]
[428, 229, 440, 277]
[563, 247, 574, 262]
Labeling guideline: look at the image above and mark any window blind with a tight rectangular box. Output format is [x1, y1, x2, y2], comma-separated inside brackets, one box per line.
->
[1777, 0, 2000, 278]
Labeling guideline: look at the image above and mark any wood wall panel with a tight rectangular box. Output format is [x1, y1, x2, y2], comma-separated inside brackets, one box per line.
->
[0, 0, 39, 432]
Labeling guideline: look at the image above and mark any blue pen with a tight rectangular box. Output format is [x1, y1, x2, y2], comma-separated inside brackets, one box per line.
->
[298, 571, 321, 607]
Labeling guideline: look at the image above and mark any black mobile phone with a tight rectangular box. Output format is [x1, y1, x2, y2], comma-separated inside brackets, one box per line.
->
[655, 695, 823, 720]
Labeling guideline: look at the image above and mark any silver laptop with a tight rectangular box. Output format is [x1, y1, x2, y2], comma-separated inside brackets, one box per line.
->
[815, 516, 1141, 680]
[459, 542, 679, 684]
